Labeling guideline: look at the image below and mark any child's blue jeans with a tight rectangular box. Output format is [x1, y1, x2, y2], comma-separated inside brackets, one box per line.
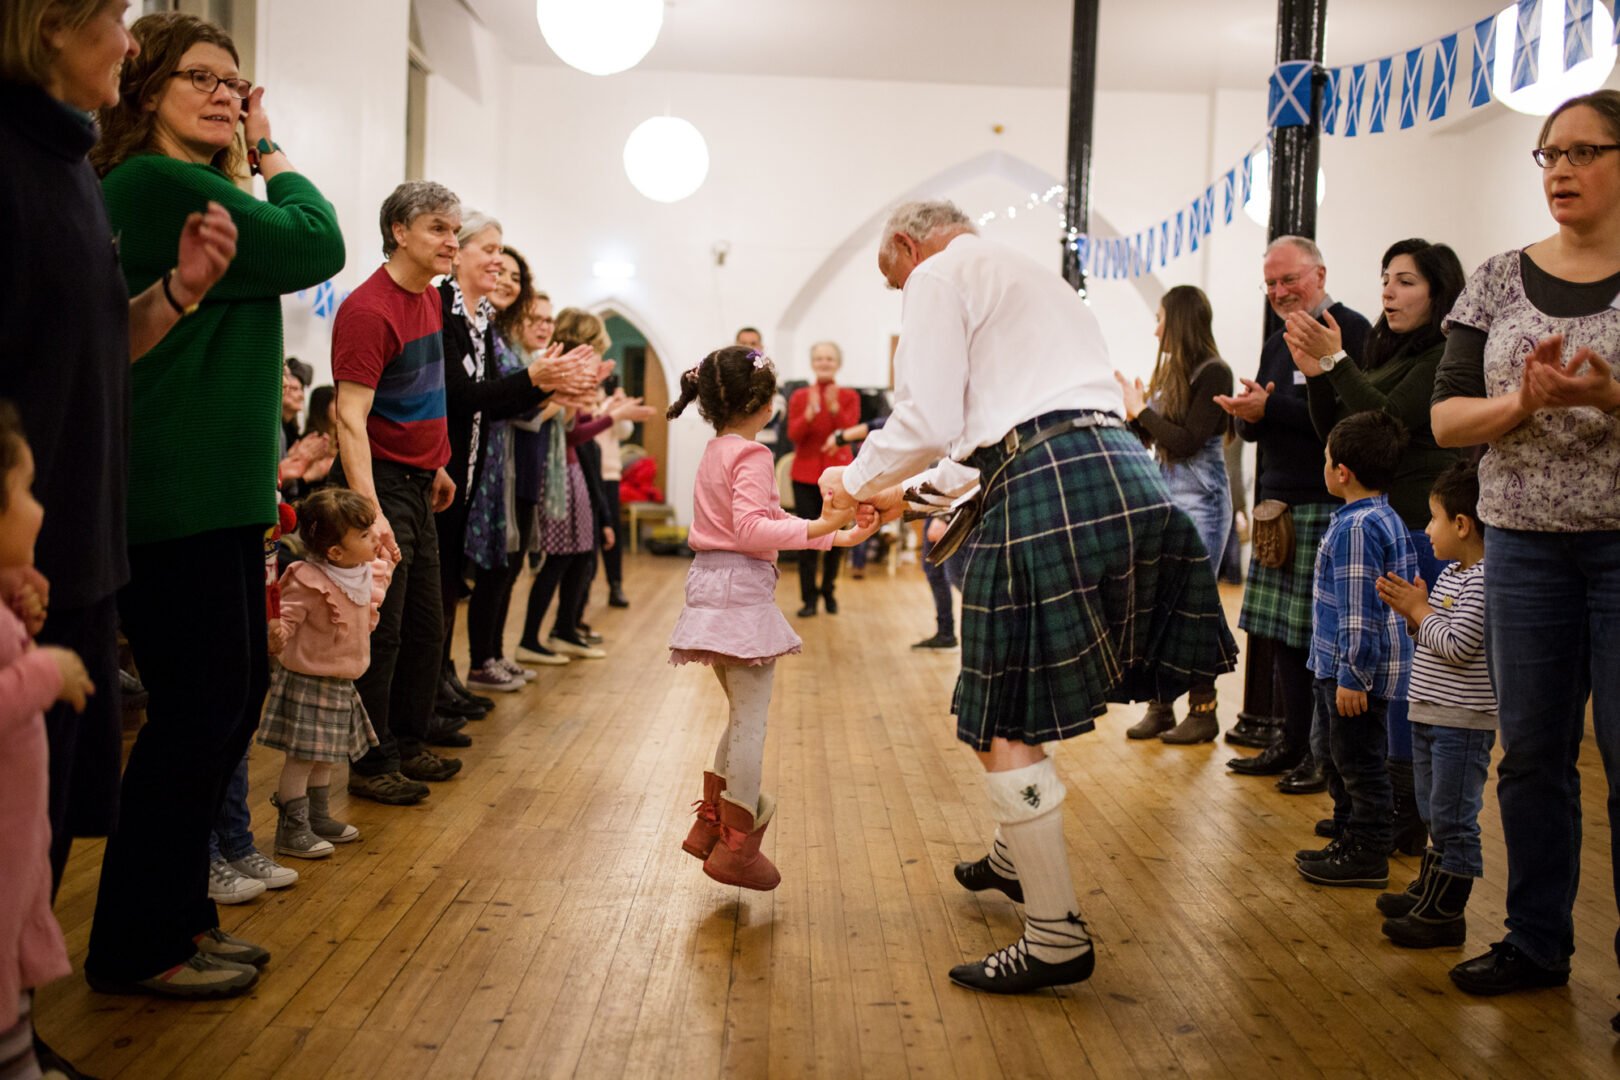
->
[1410, 720, 1495, 878]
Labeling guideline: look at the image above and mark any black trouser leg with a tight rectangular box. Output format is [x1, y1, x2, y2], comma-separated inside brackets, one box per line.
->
[522, 551, 569, 648]
[792, 480, 823, 604]
[436, 500, 470, 671]
[38, 595, 121, 898]
[86, 527, 267, 981]
[1275, 641, 1316, 755]
[1239, 632, 1278, 723]
[552, 553, 593, 641]
[601, 481, 623, 586]
[350, 463, 441, 775]
[466, 558, 510, 669]
[819, 548, 842, 600]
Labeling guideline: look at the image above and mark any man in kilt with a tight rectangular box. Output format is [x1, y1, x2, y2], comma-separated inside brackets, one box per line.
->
[820, 201, 1237, 994]
[1216, 238, 1370, 792]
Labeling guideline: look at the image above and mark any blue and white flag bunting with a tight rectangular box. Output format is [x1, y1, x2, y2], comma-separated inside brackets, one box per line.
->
[1566, 0, 1595, 67]
[1428, 34, 1458, 121]
[1513, 0, 1541, 90]
[1282, 0, 1620, 139]
[1470, 15, 1497, 108]
[1398, 47, 1423, 129]
[1268, 61, 1315, 129]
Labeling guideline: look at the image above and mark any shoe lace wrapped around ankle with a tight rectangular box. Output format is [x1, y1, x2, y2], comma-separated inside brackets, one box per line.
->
[1027, 912, 1093, 951]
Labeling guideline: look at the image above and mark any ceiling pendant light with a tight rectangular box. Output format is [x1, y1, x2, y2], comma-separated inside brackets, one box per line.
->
[535, 0, 663, 77]
[623, 116, 710, 203]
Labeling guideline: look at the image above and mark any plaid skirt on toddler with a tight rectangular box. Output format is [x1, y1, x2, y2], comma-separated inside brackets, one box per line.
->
[952, 413, 1239, 750]
[257, 664, 379, 763]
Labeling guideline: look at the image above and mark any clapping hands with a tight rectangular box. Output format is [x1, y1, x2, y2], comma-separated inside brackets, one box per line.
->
[1517, 334, 1620, 417]
[528, 344, 613, 409]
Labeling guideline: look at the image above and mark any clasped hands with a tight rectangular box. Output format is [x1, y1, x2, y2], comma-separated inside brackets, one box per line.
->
[814, 466, 905, 537]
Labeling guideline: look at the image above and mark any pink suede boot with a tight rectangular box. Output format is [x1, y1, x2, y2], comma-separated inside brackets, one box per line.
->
[703, 793, 781, 891]
[682, 771, 726, 860]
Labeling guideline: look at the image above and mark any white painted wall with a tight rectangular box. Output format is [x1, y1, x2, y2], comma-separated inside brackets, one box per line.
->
[243, 0, 1619, 521]
[254, 0, 410, 388]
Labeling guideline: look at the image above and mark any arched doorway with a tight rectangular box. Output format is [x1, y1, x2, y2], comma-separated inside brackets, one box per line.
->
[599, 308, 670, 496]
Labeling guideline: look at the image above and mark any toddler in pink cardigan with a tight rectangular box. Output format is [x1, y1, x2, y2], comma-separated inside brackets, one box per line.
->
[0, 403, 95, 1077]
[667, 346, 877, 891]
[261, 488, 394, 860]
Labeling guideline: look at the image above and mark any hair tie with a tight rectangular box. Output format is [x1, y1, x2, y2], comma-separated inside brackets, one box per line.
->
[748, 350, 773, 371]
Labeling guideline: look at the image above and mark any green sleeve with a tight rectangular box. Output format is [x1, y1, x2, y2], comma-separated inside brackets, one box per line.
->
[1322, 343, 1443, 436]
[104, 156, 345, 301]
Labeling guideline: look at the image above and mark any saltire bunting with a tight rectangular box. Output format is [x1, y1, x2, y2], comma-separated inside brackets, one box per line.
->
[1321, 67, 1342, 135]
[1427, 34, 1458, 121]
[1470, 15, 1497, 108]
[1370, 57, 1394, 134]
[1398, 47, 1423, 129]
[1564, 0, 1594, 68]
[1239, 153, 1254, 203]
[1343, 63, 1367, 137]
[1268, 60, 1316, 128]
[1221, 167, 1238, 225]
[1513, 0, 1541, 91]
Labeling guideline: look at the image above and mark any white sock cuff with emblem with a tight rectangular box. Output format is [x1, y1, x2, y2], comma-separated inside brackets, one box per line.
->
[983, 757, 1066, 825]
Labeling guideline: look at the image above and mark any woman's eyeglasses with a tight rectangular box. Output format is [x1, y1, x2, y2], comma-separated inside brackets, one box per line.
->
[1531, 143, 1620, 168]
[171, 69, 253, 100]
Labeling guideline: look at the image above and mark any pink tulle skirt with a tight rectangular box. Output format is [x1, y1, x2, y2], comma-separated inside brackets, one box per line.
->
[669, 550, 804, 667]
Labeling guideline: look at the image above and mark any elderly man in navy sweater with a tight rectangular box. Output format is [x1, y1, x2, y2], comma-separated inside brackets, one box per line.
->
[1217, 237, 1371, 793]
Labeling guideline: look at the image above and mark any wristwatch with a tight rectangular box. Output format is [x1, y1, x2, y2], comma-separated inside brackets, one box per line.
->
[834, 431, 848, 447]
[247, 137, 282, 176]
[1318, 349, 1348, 373]
[161, 269, 199, 317]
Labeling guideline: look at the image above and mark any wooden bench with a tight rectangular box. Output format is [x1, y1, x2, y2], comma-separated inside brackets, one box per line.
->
[622, 501, 677, 555]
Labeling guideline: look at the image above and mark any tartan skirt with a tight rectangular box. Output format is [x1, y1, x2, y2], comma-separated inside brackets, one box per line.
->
[1237, 501, 1333, 650]
[952, 415, 1238, 750]
[257, 664, 378, 763]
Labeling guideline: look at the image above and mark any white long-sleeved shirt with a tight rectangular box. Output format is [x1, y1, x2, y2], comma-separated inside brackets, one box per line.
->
[1409, 559, 1497, 730]
[840, 232, 1123, 502]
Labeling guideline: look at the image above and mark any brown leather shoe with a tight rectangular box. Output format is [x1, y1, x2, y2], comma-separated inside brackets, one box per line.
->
[682, 771, 726, 860]
[704, 793, 781, 891]
[1126, 702, 1176, 740]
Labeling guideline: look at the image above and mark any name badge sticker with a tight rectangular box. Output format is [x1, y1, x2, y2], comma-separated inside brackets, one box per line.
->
[1294, 369, 1308, 385]
[1609, 289, 1620, 311]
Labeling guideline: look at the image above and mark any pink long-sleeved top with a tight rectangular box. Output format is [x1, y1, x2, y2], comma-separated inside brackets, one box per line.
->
[0, 600, 71, 1028]
[273, 557, 394, 679]
[685, 435, 834, 561]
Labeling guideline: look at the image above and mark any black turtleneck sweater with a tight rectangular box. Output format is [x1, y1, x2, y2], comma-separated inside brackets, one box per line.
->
[0, 80, 131, 608]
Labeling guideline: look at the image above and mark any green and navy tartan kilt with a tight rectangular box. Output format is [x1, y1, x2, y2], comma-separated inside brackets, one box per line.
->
[951, 413, 1239, 750]
[1237, 502, 1333, 650]
[257, 664, 379, 763]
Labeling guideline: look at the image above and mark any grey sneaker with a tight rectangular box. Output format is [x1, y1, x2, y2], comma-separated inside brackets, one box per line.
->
[194, 927, 271, 967]
[272, 793, 334, 859]
[207, 858, 266, 904]
[87, 951, 258, 999]
[229, 849, 299, 889]
[496, 657, 536, 682]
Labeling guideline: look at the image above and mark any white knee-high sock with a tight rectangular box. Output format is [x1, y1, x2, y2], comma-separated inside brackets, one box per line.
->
[717, 662, 774, 812]
[985, 758, 1090, 964]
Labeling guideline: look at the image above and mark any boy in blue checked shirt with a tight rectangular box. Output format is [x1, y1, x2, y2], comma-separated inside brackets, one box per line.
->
[1295, 412, 1416, 889]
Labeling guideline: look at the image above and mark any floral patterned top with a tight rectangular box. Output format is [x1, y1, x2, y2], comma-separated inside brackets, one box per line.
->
[1442, 250, 1620, 532]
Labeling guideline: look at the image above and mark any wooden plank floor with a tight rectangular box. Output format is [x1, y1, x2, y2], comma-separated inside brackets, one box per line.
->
[39, 553, 1620, 1079]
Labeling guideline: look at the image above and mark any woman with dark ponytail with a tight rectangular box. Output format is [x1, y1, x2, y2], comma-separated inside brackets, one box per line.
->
[667, 346, 877, 892]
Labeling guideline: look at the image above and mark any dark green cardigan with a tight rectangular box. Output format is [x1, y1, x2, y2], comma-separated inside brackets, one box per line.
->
[102, 155, 344, 544]
[1306, 338, 1462, 529]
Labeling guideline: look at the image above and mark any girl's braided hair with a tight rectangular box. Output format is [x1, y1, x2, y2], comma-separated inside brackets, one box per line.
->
[666, 346, 777, 431]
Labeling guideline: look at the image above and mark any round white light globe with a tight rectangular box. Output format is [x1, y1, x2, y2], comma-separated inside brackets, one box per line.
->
[623, 116, 710, 203]
[1243, 149, 1327, 227]
[1492, 2, 1617, 117]
[535, 0, 663, 77]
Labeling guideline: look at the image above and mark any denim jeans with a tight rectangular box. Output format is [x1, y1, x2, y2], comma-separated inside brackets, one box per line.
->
[208, 750, 256, 862]
[1160, 437, 1232, 578]
[1485, 526, 1620, 971]
[1309, 678, 1392, 850]
[1385, 528, 1449, 762]
[1411, 721, 1496, 878]
[922, 534, 967, 637]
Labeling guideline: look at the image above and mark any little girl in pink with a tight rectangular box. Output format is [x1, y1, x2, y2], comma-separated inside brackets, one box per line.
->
[668, 346, 877, 891]
[0, 404, 96, 1078]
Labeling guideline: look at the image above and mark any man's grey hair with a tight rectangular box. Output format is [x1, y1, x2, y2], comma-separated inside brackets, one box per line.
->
[882, 200, 977, 247]
[379, 180, 461, 258]
[457, 210, 502, 246]
[1267, 235, 1323, 265]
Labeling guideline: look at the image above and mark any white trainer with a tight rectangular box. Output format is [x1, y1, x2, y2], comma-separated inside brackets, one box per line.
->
[229, 849, 300, 889]
[547, 636, 606, 660]
[208, 858, 267, 904]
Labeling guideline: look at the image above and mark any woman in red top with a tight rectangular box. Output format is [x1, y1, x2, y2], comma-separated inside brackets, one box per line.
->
[787, 341, 862, 617]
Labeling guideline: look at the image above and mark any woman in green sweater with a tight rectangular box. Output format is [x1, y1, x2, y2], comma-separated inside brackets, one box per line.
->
[83, 12, 345, 1000]
[1283, 238, 1467, 859]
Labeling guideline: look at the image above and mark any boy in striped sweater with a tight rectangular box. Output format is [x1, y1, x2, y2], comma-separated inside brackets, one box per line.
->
[1374, 461, 1495, 948]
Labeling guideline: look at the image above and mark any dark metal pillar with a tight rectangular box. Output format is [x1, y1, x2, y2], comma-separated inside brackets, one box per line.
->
[1263, 0, 1328, 337]
[1061, 0, 1100, 292]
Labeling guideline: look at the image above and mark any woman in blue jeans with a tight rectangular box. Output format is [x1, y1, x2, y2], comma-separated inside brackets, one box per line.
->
[1285, 238, 1467, 855]
[1430, 90, 1620, 1008]
[1116, 285, 1233, 744]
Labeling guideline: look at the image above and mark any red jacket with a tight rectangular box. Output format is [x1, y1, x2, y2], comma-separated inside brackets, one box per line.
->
[787, 383, 860, 485]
